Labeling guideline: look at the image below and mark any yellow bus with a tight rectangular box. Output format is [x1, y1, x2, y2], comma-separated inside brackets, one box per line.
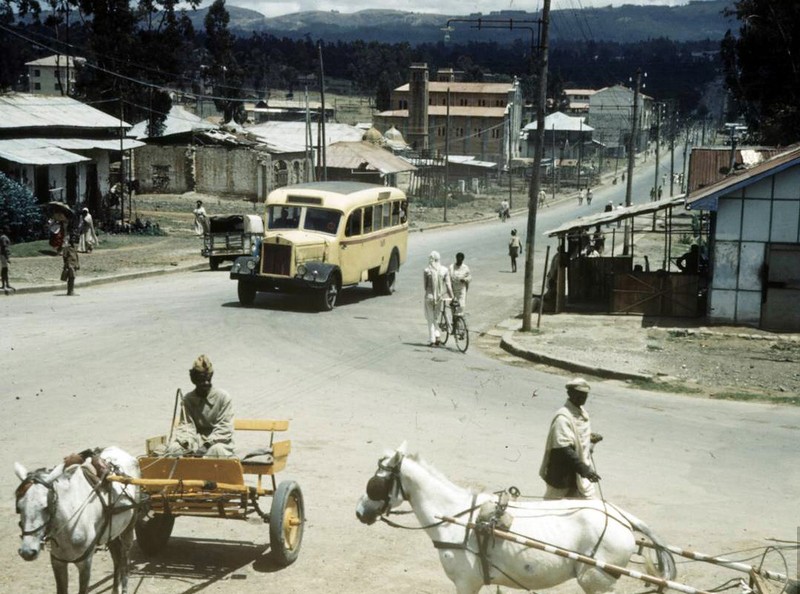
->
[230, 182, 409, 310]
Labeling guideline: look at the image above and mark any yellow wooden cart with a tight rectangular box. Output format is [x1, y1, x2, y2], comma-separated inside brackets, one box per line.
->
[110, 419, 304, 566]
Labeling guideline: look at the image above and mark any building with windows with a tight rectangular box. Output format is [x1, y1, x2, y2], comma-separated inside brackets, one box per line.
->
[25, 55, 83, 96]
[372, 64, 524, 165]
[587, 85, 652, 158]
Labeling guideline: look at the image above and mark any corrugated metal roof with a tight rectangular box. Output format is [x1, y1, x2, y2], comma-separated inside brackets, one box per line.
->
[395, 81, 514, 94]
[130, 105, 217, 139]
[325, 141, 416, 174]
[0, 143, 90, 165]
[544, 195, 686, 237]
[686, 144, 800, 211]
[377, 106, 507, 118]
[0, 93, 130, 129]
[25, 54, 84, 68]
[247, 121, 364, 153]
[0, 137, 142, 165]
[685, 146, 781, 194]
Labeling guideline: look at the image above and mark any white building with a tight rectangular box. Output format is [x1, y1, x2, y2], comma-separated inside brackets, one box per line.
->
[25, 55, 83, 96]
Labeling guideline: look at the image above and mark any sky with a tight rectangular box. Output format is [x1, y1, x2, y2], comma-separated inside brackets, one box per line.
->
[210, 0, 714, 20]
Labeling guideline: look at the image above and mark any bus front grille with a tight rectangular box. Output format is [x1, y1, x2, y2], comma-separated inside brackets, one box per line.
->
[261, 243, 292, 276]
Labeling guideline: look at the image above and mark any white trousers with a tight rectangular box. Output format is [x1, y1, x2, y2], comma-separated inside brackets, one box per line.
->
[424, 297, 443, 343]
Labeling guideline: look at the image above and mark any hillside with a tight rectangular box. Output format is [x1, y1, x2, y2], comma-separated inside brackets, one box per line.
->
[185, 1, 734, 44]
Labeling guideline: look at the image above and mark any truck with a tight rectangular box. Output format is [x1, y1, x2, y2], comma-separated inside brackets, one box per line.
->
[202, 214, 264, 270]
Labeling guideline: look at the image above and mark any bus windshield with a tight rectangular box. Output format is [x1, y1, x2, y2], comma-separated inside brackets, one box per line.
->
[267, 205, 341, 235]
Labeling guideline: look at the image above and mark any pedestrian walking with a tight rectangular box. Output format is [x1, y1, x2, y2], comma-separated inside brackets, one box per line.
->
[448, 252, 472, 310]
[62, 234, 80, 296]
[78, 207, 99, 253]
[1, 226, 15, 294]
[508, 229, 522, 273]
[193, 200, 208, 235]
[538, 189, 546, 208]
[539, 378, 603, 500]
[577, 188, 585, 206]
[498, 199, 510, 221]
[423, 251, 452, 347]
[586, 187, 593, 205]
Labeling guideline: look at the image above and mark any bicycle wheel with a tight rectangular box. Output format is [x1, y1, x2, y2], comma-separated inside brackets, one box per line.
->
[438, 308, 450, 345]
[453, 315, 469, 353]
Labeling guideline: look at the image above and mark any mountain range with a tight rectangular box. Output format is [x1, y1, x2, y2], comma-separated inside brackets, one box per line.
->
[189, 1, 735, 44]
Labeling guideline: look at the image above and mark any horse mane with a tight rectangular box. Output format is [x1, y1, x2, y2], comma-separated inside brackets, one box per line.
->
[405, 452, 475, 495]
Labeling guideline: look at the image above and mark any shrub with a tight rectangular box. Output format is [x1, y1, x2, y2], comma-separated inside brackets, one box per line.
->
[0, 173, 45, 242]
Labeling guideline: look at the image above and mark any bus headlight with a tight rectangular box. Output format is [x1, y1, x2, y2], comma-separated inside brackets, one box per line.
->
[296, 264, 307, 277]
[246, 259, 256, 271]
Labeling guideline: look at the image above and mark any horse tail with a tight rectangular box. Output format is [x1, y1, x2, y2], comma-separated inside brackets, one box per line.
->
[609, 504, 676, 580]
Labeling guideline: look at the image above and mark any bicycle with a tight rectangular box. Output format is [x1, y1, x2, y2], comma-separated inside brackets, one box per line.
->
[437, 300, 469, 353]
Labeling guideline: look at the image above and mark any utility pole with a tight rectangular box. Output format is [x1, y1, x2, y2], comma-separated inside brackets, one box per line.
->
[653, 104, 661, 202]
[317, 42, 327, 181]
[521, 0, 551, 332]
[507, 113, 513, 209]
[444, 87, 451, 222]
[623, 69, 642, 255]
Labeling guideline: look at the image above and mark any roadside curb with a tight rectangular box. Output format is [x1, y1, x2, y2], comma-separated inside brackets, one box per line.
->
[9, 262, 208, 295]
[499, 330, 654, 383]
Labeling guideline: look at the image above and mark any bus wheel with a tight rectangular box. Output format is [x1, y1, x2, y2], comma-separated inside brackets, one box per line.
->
[317, 276, 339, 311]
[238, 282, 256, 306]
[373, 271, 396, 295]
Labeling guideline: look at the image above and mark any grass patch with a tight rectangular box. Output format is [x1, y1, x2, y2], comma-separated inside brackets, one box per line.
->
[710, 391, 800, 406]
[628, 378, 701, 394]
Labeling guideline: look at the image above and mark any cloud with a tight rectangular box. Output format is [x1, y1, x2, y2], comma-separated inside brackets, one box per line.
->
[213, 0, 704, 19]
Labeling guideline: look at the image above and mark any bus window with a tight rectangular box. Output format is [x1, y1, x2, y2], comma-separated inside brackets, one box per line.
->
[391, 201, 400, 226]
[400, 201, 408, 224]
[345, 210, 362, 237]
[373, 204, 383, 231]
[381, 203, 391, 228]
[304, 208, 342, 235]
[363, 206, 374, 234]
[268, 206, 300, 229]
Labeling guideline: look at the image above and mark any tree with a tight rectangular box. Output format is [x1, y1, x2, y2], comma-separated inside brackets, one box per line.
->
[722, 0, 800, 144]
[204, 0, 244, 123]
[0, 173, 45, 242]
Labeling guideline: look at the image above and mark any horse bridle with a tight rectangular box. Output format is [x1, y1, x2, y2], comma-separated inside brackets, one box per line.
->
[366, 455, 408, 516]
[15, 473, 57, 544]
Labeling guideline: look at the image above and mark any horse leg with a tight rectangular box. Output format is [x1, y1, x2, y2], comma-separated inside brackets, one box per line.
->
[109, 525, 134, 594]
[50, 555, 70, 594]
[75, 556, 93, 594]
[576, 564, 619, 594]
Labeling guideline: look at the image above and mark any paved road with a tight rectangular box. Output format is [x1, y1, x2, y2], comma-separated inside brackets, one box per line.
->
[4, 149, 797, 594]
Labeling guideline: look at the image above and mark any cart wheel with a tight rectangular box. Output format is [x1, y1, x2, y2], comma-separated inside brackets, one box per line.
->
[135, 513, 175, 557]
[269, 480, 304, 566]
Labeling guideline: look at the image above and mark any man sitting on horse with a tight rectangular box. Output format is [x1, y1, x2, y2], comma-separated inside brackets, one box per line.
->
[539, 378, 602, 499]
[164, 354, 236, 458]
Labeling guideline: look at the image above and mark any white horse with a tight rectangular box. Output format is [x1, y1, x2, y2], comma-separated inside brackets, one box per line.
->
[14, 446, 141, 594]
[356, 443, 676, 594]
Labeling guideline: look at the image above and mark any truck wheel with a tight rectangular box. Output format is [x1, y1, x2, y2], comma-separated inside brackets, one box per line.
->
[209, 257, 221, 271]
[238, 282, 256, 306]
[269, 481, 304, 567]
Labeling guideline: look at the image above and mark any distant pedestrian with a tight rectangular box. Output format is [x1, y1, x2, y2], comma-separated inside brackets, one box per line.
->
[657, 185, 663, 200]
[508, 229, 522, 273]
[193, 200, 208, 235]
[538, 189, 547, 208]
[498, 199, 510, 221]
[616, 202, 624, 228]
[62, 235, 80, 296]
[592, 225, 605, 255]
[1, 226, 14, 294]
[78, 207, 99, 253]
[586, 187, 593, 205]
[577, 188, 585, 206]
[448, 252, 472, 310]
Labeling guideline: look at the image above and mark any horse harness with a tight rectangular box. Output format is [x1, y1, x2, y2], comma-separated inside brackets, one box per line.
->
[16, 449, 143, 564]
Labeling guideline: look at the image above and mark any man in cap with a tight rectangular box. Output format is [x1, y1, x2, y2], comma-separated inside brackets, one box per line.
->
[165, 355, 235, 458]
[539, 378, 603, 499]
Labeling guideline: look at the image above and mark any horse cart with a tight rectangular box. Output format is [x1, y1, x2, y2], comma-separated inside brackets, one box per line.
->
[109, 418, 304, 567]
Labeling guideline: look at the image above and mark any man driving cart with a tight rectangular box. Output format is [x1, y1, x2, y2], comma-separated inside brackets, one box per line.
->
[162, 354, 236, 458]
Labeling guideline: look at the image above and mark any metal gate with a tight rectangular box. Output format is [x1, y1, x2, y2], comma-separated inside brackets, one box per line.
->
[611, 272, 700, 317]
